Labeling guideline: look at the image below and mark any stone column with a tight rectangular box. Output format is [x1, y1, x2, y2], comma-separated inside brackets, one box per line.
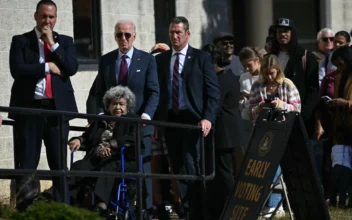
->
[330, 0, 352, 32]
[175, 0, 230, 48]
[244, 0, 273, 47]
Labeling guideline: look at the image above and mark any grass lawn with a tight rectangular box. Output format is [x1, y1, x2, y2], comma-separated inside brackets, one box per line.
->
[275, 207, 352, 220]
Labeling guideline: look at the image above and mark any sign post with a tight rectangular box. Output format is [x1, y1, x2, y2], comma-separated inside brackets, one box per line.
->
[220, 109, 330, 220]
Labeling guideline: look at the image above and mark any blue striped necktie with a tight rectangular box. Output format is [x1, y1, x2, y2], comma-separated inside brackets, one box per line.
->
[172, 53, 180, 112]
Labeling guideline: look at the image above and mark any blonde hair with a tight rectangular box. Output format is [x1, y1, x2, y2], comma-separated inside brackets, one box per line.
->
[259, 55, 285, 84]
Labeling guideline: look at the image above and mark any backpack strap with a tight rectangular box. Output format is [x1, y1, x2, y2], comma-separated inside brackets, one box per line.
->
[302, 50, 307, 71]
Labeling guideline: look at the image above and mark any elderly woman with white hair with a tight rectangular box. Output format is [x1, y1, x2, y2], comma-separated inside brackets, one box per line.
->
[68, 85, 140, 214]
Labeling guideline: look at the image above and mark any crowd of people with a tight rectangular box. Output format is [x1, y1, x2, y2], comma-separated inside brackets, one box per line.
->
[7, 0, 352, 220]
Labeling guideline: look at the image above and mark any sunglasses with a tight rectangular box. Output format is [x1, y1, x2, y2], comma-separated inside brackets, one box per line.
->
[115, 32, 132, 39]
[222, 40, 234, 46]
[321, 37, 334, 42]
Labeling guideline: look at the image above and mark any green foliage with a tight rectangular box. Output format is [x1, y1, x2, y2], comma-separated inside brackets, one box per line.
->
[0, 203, 14, 219]
[0, 201, 104, 220]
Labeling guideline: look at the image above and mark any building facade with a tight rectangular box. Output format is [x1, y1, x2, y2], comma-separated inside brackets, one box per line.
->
[0, 0, 349, 201]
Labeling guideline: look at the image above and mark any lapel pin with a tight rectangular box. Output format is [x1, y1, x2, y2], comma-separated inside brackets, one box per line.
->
[188, 56, 191, 59]
[137, 69, 141, 72]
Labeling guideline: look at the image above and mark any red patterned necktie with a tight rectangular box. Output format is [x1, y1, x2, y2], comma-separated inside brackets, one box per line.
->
[172, 53, 180, 112]
[42, 38, 53, 99]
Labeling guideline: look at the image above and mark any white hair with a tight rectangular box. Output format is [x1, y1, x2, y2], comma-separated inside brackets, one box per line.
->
[103, 85, 136, 113]
[316, 28, 334, 41]
[115, 20, 136, 33]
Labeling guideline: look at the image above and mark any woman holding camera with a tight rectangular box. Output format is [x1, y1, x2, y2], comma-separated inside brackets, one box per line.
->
[249, 54, 301, 119]
[249, 54, 301, 218]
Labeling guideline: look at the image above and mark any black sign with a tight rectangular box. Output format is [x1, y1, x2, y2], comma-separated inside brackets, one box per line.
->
[220, 110, 330, 220]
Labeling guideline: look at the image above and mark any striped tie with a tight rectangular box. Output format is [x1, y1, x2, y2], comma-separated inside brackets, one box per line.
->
[172, 53, 180, 112]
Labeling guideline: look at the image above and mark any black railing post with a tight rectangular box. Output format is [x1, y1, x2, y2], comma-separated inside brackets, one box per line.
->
[58, 115, 68, 204]
[200, 133, 206, 186]
[211, 131, 215, 178]
[134, 123, 143, 220]
[0, 106, 216, 216]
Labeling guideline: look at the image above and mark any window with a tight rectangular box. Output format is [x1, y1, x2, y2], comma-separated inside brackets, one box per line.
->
[72, 0, 101, 62]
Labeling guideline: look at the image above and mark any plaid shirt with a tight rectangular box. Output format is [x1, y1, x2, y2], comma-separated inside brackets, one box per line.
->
[249, 78, 301, 120]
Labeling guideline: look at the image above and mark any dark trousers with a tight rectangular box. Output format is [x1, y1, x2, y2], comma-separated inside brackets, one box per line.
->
[14, 108, 69, 210]
[164, 110, 203, 220]
[69, 154, 137, 205]
[331, 164, 352, 206]
[322, 139, 333, 199]
[142, 135, 153, 210]
[206, 148, 235, 220]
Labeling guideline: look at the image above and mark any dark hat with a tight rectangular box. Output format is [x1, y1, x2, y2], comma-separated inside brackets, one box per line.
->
[275, 18, 295, 29]
[213, 32, 234, 44]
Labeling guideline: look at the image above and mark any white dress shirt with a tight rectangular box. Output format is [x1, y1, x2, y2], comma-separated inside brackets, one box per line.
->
[169, 44, 189, 110]
[34, 28, 59, 99]
[318, 52, 337, 86]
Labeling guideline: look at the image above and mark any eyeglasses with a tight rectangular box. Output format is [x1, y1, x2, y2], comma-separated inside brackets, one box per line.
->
[321, 37, 334, 42]
[115, 32, 132, 39]
[222, 40, 234, 46]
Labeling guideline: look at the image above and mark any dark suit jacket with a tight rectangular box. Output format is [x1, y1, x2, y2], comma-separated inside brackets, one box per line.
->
[95, 48, 159, 116]
[155, 46, 220, 124]
[9, 29, 78, 119]
[95, 48, 159, 135]
[215, 69, 243, 149]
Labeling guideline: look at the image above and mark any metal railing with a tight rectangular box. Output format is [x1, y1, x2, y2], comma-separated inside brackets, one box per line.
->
[0, 106, 215, 220]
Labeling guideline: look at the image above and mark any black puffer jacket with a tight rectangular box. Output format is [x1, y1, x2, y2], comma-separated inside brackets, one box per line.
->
[271, 21, 319, 138]
[272, 46, 319, 137]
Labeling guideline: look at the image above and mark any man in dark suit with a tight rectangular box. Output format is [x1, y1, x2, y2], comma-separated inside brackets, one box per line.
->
[9, 0, 78, 211]
[95, 20, 159, 214]
[155, 17, 220, 220]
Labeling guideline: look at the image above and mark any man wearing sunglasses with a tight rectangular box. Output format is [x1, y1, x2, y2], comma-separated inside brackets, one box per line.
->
[313, 28, 334, 65]
[95, 20, 159, 216]
[213, 32, 244, 76]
